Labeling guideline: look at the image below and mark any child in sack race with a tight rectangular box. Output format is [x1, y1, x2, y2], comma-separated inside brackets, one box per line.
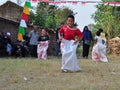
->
[58, 15, 83, 72]
[37, 28, 49, 60]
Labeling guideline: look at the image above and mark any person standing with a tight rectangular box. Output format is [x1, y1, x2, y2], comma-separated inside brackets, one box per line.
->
[82, 26, 93, 59]
[55, 22, 64, 57]
[28, 26, 39, 57]
[37, 28, 49, 60]
[58, 15, 83, 72]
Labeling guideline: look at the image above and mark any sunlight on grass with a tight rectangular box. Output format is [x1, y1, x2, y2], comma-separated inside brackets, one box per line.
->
[0, 55, 120, 90]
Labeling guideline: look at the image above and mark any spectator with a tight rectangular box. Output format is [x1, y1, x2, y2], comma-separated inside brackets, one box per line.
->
[28, 26, 39, 57]
[5, 32, 12, 56]
[82, 26, 93, 59]
[55, 22, 64, 57]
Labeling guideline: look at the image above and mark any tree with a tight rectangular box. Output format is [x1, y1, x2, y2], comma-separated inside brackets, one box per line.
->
[54, 7, 74, 28]
[36, 2, 57, 29]
[29, 3, 74, 30]
[92, 1, 120, 39]
[28, 11, 35, 25]
[45, 15, 56, 29]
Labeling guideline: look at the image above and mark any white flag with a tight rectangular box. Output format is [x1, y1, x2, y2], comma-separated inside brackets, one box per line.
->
[20, 19, 27, 28]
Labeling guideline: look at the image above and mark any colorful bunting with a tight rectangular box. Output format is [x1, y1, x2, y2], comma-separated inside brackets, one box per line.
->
[21, 13, 28, 22]
[81, 2, 87, 5]
[19, 26, 25, 34]
[49, 2, 55, 5]
[23, 7, 30, 15]
[32, 0, 38, 2]
[40, 0, 49, 2]
[18, 1, 31, 41]
[31, 0, 120, 5]
[20, 19, 27, 28]
[25, 1, 32, 8]
[72, 1, 78, 5]
[18, 33, 24, 41]
[104, 2, 120, 5]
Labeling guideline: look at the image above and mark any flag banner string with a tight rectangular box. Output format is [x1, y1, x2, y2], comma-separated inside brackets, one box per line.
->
[30, 0, 120, 5]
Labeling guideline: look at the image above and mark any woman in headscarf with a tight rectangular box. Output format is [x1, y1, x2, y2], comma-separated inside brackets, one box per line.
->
[82, 26, 93, 59]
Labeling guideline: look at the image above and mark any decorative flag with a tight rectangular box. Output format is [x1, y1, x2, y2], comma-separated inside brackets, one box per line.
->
[23, 7, 30, 15]
[55, 2, 62, 5]
[61, 1, 67, 4]
[104, 2, 120, 5]
[72, 1, 78, 4]
[25, 1, 32, 8]
[18, 26, 25, 34]
[49, 2, 55, 5]
[18, 33, 24, 41]
[40, 0, 49, 2]
[31, 0, 120, 5]
[20, 19, 27, 28]
[32, 0, 38, 2]
[18, 1, 32, 41]
[81, 2, 87, 5]
[21, 13, 28, 22]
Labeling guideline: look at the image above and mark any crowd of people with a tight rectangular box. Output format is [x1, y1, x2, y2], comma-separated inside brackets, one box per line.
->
[0, 15, 108, 72]
[0, 26, 50, 59]
[0, 32, 29, 57]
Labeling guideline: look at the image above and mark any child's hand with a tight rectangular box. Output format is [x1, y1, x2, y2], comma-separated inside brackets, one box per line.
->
[74, 36, 79, 44]
[74, 39, 78, 44]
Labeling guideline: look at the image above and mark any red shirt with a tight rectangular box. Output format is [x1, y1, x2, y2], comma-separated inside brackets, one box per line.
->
[58, 26, 83, 40]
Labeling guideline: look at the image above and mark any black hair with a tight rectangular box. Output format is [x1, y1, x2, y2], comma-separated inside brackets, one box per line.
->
[41, 28, 49, 33]
[83, 26, 89, 30]
[99, 28, 103, 32]
[67, 15, 75, 20]
[60, 22, 64, 25]
[96, 31, 101, 36]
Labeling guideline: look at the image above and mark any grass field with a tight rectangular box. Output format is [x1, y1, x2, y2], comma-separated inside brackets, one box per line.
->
[0, 55, 120, 90]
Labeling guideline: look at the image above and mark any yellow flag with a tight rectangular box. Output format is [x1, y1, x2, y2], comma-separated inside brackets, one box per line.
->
[23, 7, 30, 15]
[18, 33, 24, 41]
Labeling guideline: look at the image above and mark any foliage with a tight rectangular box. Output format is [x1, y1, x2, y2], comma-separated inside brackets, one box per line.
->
[54, 7, 74, 28]
[36, 2, 56, 29]
[28, 11, 35, 25]
[29, 2, 74, 30]
[45, 15, 56, 29]
[92, 3, 120, 39]
[34, 12, 45, 27]
[88, 24, 100, 36]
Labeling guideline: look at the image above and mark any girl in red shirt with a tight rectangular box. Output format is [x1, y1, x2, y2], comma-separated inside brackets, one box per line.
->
[58, 15, 83, 72]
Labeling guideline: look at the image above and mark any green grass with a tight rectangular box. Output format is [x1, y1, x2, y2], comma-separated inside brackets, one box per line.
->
[0, 55, 120, 90]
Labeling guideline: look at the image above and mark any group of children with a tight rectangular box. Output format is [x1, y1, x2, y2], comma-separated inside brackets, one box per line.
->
[35, 14, 108, 73]
[35, 15, 83, 72]
[59, 15, 108, 72]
